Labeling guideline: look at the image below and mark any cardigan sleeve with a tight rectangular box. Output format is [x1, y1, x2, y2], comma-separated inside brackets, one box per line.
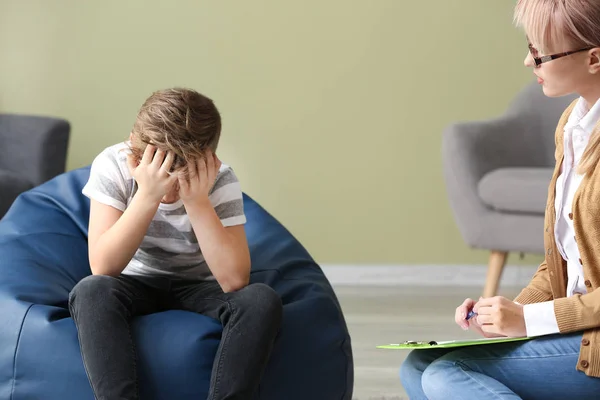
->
[514, 260, 554, 304]
[554, 291, 600, 333]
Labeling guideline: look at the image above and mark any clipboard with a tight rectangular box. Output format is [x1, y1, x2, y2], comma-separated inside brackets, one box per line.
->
[377, 336, 532, 350]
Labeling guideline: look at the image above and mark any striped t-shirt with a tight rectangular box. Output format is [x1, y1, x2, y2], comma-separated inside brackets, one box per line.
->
[82, 141, 246, 280]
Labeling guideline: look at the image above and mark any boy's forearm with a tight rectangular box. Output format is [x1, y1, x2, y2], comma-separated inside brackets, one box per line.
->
[185, 199, 250, 292]
[90, 191, 159, 276]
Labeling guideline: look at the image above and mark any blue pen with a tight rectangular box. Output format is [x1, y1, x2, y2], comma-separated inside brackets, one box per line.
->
[466, 310, 477, 320]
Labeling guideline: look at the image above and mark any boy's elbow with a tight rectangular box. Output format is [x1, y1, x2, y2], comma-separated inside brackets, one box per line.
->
[89, 256, 121, 277]
[219, 262, 251, 293]
[90, 264, 120, 277]
[221, 275, 250, 293]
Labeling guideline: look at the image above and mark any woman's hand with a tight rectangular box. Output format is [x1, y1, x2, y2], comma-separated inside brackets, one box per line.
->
[455, 298, 505, 338]
[473, 296, 527, 337]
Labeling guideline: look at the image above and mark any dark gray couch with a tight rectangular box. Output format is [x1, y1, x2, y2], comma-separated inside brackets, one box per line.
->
[0, 114, 70, 219]
[442, 81, 577, 297]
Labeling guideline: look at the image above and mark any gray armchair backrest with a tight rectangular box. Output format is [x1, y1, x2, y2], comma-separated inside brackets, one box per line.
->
[505, 82, 578, 166]
[442, 81, 578, 251]
[0, 114, 70, 186]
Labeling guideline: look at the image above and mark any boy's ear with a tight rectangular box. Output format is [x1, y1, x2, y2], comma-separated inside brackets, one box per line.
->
[129, 132, 134, 141]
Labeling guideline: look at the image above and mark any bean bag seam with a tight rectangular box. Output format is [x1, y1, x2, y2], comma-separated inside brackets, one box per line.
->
[4, 231, 84, 241]
[340, 336, 352, 400]
[10, 302, 34, 400]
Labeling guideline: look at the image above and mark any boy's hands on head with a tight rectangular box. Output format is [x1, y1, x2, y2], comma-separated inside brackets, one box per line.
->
[127, 145, 178, 203]
[178, 149, 222, 207]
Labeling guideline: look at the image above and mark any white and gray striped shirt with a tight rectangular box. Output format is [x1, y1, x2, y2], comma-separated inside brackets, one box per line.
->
[82, 142, 246, 280]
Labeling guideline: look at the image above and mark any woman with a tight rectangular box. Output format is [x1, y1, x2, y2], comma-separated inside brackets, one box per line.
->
[400, 1, 600, 398]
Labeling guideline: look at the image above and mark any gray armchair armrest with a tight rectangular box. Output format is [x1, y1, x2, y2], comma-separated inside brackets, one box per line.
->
[0, 114, 70, 186]
[442, 112, 545, 247]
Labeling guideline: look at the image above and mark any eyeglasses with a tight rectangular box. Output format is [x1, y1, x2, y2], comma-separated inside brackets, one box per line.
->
[528, 43, 594, 66]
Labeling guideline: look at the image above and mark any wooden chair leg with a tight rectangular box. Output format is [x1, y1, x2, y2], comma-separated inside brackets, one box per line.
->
[483, 251, 508, 298]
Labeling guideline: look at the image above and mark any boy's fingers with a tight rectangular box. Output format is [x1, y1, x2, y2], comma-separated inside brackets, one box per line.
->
[177, 171, 189, 187]
[141, 145, 155, 165]
[197, 157, 207, 174]
[205, 151, 215, 170]
[161, 152, 175, 174]
[168, 173, 179, 185]
[187, 157, 198, 178]
[152, 148, 166, 167]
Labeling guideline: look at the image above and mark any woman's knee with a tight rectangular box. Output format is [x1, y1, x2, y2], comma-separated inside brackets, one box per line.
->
[400, 350, 429, 389]
[421, 359, 456, 400]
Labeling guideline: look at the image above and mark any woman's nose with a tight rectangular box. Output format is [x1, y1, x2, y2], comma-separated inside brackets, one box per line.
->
[524, 51, 535, 67]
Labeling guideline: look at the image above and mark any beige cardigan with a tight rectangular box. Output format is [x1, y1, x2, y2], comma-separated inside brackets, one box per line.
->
[515, 99, 600, 377]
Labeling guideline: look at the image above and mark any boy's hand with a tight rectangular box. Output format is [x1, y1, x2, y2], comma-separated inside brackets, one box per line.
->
[127, 145, 178, 202]
[178, 150, 222, 205]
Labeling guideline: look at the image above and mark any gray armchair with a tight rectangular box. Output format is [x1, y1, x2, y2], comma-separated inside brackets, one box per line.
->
[0, 114, 70, 219]
[442, 81, 577, 297]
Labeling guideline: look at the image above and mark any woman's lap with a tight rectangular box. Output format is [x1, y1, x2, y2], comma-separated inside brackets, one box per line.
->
[400, 333, 600, 400]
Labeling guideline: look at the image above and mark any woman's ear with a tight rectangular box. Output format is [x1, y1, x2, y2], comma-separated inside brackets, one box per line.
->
[589, 48, 600, 74]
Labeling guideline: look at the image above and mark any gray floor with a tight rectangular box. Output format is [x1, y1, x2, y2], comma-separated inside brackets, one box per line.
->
[334, 285, 520, 400]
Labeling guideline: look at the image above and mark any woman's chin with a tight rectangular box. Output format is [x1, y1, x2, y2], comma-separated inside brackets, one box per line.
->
[541, 84, 572, 98]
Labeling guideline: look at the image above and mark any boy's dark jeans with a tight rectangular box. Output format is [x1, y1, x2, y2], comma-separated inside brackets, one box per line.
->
[68, 274, 283, 400]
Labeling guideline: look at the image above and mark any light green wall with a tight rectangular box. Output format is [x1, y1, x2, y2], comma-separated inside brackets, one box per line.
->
[0, 1, 542, 265]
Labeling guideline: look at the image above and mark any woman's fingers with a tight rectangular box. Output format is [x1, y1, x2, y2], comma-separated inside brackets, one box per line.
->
[455, 298, 474, 329]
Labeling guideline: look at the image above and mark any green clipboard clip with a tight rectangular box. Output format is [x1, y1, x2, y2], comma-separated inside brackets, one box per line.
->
[377, 336, 532, 350]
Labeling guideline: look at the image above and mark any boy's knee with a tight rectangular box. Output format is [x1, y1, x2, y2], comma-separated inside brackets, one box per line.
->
[69, 275, 120, 308]
[236, 283, 282, 321]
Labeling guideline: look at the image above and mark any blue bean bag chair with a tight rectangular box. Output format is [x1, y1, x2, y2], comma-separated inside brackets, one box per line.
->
[0, 166, 353, 400]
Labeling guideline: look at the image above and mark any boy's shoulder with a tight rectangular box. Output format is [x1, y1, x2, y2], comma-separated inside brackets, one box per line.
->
[215, 162, 239, 184]
[90, 141, 132, 180]
[95, 141, 131, 163]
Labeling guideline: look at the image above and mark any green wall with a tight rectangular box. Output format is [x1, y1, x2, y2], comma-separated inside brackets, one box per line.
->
[0, 1, 540, 265]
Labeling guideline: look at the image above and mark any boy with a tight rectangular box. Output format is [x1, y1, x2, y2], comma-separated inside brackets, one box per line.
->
[69, 88, 282, 400]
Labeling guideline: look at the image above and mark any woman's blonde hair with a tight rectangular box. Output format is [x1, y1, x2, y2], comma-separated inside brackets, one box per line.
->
[514, 0, 600, 174]
[129, 88, 221, 172]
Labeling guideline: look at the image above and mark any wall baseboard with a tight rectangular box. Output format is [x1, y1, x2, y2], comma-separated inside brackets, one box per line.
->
[320, 264, 538, 287]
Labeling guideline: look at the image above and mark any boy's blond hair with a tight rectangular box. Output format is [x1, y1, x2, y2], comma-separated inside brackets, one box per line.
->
[515, 0, 600, 175]
[129, 88, 221, 171]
